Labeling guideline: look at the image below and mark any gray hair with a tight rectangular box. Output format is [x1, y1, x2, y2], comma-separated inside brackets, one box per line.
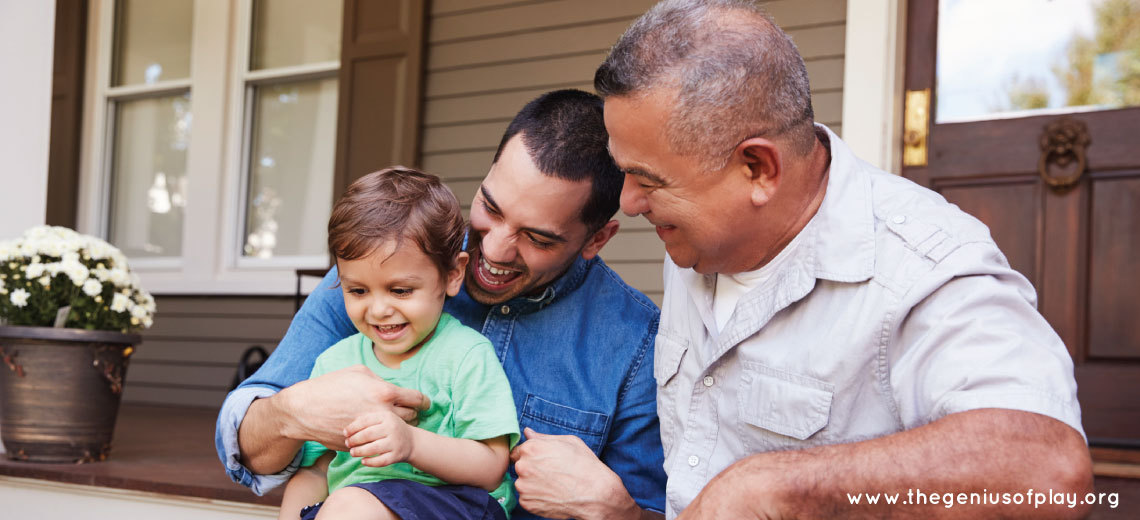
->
[594, 0, 816, 170]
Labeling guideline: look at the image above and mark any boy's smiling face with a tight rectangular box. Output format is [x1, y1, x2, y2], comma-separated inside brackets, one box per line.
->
[337, 239, 467, 368]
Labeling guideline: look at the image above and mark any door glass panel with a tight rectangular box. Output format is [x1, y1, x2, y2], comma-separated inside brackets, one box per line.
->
[243, 79, 338, 258]
[250, 0, 343, 70]
[937, 0, 1140, 123]
[109, 94, 192, 258]
[113, 0, 193, 86]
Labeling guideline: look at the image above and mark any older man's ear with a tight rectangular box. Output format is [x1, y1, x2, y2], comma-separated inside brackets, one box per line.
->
[736, 137, 782, 207]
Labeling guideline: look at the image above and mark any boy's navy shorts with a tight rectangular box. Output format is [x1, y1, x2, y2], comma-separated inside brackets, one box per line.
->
[299, 479, 508, 520]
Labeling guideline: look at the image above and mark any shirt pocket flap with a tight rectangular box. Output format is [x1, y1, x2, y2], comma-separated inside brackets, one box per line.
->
[738, 364, 833, 441]
[654, 332, 688, 386]
[520, 394, 610, 454]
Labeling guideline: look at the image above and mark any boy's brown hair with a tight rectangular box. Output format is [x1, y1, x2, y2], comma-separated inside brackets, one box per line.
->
[328, 167, 465, 277]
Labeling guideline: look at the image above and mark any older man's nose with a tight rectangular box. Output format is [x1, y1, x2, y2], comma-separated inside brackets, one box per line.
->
[620, 174, 649, 217]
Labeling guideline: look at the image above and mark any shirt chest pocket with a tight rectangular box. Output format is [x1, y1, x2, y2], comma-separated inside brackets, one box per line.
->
[737, 362, 834, 444]
[653, 333, 688, 386]
[519, 394, 610, 455]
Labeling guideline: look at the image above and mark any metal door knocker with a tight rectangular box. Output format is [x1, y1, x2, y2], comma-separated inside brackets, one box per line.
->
[1038, 117, 1090, 191]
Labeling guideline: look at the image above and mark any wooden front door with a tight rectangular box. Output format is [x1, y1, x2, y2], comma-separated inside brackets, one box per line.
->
[902, 0, 1140, 446]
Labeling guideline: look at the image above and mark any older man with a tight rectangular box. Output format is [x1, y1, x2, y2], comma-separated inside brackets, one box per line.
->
[596, 1, 1092, 518]
[216, 90, 667, 520]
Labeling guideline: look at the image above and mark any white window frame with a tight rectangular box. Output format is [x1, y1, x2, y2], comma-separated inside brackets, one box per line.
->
[78, 0, 335, 295]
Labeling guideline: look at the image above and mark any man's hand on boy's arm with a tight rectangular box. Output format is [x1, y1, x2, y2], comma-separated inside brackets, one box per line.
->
[511, 428, 664, 520]
[238, 365, 430, 474]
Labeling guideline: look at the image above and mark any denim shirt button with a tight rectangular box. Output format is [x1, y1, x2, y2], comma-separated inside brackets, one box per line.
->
[687, 455, 699, 467]
[500, 305, 511, 315]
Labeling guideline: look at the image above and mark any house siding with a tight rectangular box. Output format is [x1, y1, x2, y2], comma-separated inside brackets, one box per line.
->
[126, 0, 847, 407]
[124, 296, 293, 407]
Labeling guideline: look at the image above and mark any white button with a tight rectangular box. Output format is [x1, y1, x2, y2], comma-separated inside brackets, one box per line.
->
[703, 376, 715, 387]
[500, 305, 510, 315]
[687, 455, 699, 467]
[891, 215, 906, 224]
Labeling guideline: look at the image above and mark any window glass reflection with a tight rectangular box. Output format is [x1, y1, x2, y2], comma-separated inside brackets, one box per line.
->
[937, 0, 1140, 122]
[109, 94, 191, 257]
[113, 0, 193, 86]
[243, 79, 337, 258]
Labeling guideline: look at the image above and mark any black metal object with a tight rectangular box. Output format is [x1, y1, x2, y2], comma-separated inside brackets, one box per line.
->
[294, 268, 330, 312]
[0, 326, 139, 463]
[229, 345, 269, 391]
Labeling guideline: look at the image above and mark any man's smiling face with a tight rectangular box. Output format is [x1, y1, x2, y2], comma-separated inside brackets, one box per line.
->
[465, 135, 595, 304]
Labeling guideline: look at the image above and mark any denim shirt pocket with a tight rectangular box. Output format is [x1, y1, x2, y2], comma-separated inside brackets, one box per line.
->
[738, 362, 833, 442]
[520, 394, 610, 455]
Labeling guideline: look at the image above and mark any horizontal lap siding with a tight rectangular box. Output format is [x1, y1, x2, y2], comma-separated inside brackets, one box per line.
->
[423, 0, 848, 304]
[123, 295, 294, 407]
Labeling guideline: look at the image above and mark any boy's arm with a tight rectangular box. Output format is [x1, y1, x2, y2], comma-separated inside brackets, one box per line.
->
[278, 452, 334, 520]
[345, 410, 511, 492]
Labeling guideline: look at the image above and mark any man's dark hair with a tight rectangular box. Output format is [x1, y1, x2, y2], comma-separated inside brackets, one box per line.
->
[492, 89, 622, 232]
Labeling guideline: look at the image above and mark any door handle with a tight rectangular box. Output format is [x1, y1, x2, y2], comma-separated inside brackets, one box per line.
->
[1038, 117, 1090, 192]
[903, 89, 930, 167]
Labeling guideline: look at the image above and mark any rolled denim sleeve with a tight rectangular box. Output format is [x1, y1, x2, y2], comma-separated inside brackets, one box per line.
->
[213, 266, 355, 494]
[601, 315, 667, 513]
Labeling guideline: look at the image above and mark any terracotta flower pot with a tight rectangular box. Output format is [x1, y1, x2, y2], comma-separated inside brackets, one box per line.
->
[0, 325, 139, 463]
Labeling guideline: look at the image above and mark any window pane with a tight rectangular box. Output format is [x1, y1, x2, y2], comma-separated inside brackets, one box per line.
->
[113, 0, 193, 86]
[109, 94, 191, 258]
[250, 0, 343, 70]
[937, 0, 1140, 123]
[244, 79, 337, 258]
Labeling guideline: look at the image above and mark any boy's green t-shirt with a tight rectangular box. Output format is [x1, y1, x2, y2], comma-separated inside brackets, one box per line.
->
[300, 313, 520, 514]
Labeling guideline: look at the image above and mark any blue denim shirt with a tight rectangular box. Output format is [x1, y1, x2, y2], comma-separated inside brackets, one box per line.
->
[215, 255, 666, 517]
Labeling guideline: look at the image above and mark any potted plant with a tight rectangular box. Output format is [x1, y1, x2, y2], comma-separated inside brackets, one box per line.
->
[0, 225, 155, 463]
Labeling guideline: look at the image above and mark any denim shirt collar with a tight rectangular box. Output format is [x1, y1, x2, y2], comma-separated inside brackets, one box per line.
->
[503, 255, 594, 315]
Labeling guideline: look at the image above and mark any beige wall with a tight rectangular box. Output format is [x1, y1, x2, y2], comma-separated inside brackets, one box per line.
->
[127, 0, 849, 407]
[422, 0, 847, 304]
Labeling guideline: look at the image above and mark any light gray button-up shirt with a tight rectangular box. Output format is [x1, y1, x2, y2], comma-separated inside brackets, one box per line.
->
[655, 127, 1084, 518]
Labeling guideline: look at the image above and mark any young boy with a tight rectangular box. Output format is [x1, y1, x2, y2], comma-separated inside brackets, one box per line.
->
[278, 167, 520, 520]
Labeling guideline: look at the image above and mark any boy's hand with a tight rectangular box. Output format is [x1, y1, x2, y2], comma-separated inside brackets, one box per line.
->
[276, 365, 429, 452]
[344, 409, 415, 467]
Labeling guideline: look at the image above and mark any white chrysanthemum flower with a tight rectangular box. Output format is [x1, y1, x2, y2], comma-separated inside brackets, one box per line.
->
[141, 293, 156, 313]
[111, 292, 130, 313]
[142, 316, 153, 328]
[25, 262, 45, 279]
[82, 279, 102, 297]
[0, 240, 15, 261]
[10, 288, 30, 308]
[38, 276, 50, 287]
[108, 268, 129, 287]
[62, 251, 80, 264]
[61, 260, 89, 287]
[92, 266, 110, 282]
[129, 302, 148, 320]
